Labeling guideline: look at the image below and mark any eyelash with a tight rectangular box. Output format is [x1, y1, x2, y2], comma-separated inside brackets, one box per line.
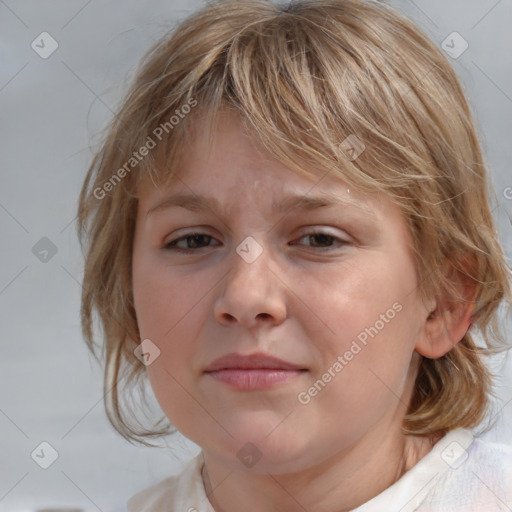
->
[163, 231, 349, 253]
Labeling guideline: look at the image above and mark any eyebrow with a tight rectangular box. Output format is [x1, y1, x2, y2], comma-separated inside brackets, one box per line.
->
[146, 192, 376, 219]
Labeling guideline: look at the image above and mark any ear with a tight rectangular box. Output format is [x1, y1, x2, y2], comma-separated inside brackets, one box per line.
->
[415, 258, 477, 359]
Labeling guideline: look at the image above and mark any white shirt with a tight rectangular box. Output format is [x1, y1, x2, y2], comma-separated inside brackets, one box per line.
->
[127, 428, 512, 511]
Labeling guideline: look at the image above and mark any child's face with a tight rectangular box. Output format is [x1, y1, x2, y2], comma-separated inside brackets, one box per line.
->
[132, 110, 432, 472]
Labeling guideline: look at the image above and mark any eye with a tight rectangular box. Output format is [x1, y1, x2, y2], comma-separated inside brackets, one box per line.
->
[162, 230, 349, 253]
[293, 231, 349, 251]
[163, 233, 220, 252]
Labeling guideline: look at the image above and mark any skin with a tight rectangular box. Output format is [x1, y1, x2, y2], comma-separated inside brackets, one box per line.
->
[132, 109, 475, 512]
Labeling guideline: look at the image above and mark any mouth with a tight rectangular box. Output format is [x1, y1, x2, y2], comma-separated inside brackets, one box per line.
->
[204, 352, 308, 391]
[205, 368, 308, 390]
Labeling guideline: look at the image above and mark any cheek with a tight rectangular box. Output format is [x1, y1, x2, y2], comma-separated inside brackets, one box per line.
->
[133, 248, 203, 340]
[132, 251, 210, 388]
[145, 359, 203, 437]
[297, 255, 411, 342]
[134, 266, 207, 432]
[297, 252, 419, 390]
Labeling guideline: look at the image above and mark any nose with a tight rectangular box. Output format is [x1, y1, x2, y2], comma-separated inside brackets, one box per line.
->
[213, 242, 287, 329]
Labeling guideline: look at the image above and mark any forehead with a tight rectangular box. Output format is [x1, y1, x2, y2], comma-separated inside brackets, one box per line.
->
[140, 110, 343, 200]
[136, 109, 400, 229]
[142, 109, 296, 194]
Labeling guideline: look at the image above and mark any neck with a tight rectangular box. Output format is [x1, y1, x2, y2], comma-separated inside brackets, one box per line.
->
[201, 426, 439, 512]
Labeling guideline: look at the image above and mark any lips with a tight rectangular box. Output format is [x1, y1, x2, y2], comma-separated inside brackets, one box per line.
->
[204, 352, 306, 372]
[203, 353, 308, 390]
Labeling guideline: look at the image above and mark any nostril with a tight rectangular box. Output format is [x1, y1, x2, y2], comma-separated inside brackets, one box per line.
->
[223, 313, 237, 323]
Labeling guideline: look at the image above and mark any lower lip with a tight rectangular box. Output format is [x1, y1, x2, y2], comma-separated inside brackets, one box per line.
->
[205, 369, 306, 390]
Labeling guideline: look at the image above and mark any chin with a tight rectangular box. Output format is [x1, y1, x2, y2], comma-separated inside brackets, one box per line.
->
[198, 419, 317, 474]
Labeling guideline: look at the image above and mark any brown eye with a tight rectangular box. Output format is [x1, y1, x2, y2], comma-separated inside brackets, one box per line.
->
[164, 233, 219, 251]
[294, 231, 348, 251]
[306, 233, 335, 247]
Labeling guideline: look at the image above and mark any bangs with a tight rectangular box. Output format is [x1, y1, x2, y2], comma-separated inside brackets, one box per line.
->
[129, 0, 436, 200]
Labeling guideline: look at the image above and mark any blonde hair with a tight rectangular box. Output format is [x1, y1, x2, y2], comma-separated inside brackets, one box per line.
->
[77, 0, 512, 446]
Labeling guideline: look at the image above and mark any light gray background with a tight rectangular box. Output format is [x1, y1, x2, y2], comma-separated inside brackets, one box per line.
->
[1, 1, 511, 511]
